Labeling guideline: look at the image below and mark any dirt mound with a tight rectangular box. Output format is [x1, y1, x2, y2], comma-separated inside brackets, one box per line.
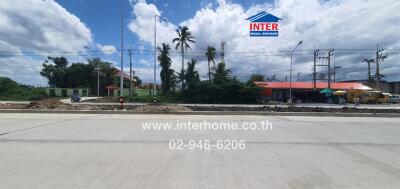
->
[132, 104, 191, 112]
[27, 99, 76, 110]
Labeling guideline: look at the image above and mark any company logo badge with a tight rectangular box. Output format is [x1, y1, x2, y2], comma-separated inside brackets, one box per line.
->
[246, 11, 282, 37]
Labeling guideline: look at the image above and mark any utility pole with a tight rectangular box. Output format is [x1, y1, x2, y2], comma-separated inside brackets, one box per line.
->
[313, 49, 319, 90]
[363, 58, 374, 81]
[128, 48, 133, 96]
[120, 0, 124, 97]
[375, 44, 388, 91]
[375, 44, 380, 90]
[327, 49, 334, 89]
[95, 67, 100, 99]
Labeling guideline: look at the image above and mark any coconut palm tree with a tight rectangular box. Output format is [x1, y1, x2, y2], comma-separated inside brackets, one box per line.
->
[205, 46, 216, 84]
[185, 59, 200, 90]
[172, 26, 195, 89]
[157, 43, 174, 93]
[212, 62, 230, 84]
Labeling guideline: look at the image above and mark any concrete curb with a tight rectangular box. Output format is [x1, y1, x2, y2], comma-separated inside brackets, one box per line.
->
[0, 109, 399, 117]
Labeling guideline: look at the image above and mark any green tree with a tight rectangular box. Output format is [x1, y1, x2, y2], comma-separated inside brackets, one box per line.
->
[212, 62, 230, 84]
[40, 57, 123, 96]
[247, 74, 265, 85]
[172, 26, 195, 89]
[157, 43, 175, 93]
[133, 76, 142, 86]
[0, 77, 47, 101]
[40, 56, 69, 87]
[87, 58, 119, 95]
[179, 60, 261, 104]
[0, 77, 18, 96]
[205, 46, 216, 84]
[65, 63, 91, 88]
[184, 59, 200, 90]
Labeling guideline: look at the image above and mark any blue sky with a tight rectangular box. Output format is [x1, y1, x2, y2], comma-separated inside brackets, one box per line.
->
[54, 0, 272, 70]
[0, 0, 399, 86]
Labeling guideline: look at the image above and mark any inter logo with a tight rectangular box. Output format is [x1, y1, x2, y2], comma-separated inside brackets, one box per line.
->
[246, 11, 282, 37]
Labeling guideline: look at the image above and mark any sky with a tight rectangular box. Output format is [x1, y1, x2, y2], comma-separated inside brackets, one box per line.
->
[0, 0, 399, 86]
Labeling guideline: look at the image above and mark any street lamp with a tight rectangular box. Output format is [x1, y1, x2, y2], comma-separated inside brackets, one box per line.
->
[84, 46, 100, 99]
[289, 40, 303, 103]
[153, 15, 167, 102]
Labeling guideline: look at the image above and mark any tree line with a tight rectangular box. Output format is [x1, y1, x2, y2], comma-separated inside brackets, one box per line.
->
[158, 26, 265, 104]
[0, 77, 47, 101]
[38, 26, 266, 103]
[40, 57, 141, 96]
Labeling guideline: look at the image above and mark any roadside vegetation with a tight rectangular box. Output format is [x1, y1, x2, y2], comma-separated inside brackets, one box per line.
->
[0, 77, 47, 101]
[33, 26, 262, 104]
[40, 57, 142, 96]
[167, 26, 262, 104]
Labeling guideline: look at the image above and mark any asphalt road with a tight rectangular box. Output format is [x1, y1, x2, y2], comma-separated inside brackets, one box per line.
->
[0, 113, 400, 189]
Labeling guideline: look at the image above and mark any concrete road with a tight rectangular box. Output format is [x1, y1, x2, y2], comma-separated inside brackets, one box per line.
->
[2, 100, 400, 110]
[78, 102, 400, 110]
[0, 113, 400, 189]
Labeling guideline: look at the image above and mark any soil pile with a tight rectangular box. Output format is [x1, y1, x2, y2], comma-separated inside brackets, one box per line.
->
[27, 99, 76, 110]
[133, 104, 191, 112]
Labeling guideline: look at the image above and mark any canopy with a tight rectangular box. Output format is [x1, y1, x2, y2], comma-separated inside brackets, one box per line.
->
[320, 88, 333, 94]
[333, 90, 347, 95]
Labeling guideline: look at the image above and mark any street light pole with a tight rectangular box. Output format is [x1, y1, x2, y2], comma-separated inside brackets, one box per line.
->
[120, 0, 124, 97]
[289, 40, 303, 103]
[153, 16, 157, 102]
[84, 46, 100, 99]
[153, 15, 167, 102]
[128, 48, 133, 96]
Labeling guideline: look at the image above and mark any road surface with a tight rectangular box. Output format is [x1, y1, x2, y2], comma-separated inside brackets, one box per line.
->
[2, 100, 400, 110]
[0, 113, 400, 189]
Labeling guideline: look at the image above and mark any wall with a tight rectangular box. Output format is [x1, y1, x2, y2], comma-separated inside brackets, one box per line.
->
[45, 88, 90, 97]
[113, 88, 155, 97]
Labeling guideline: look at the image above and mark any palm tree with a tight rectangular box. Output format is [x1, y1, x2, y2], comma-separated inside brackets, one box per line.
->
[185, 59, 200, 89]
[157, 43, 174, 93]
[172, 26, 195, 89]
[205, 46, 216, 84]
[212, 62, 230, 84]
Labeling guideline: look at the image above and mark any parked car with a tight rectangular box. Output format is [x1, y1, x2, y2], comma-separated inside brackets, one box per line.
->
[70, 93, 81, 103]
[389, 95, 400, 104]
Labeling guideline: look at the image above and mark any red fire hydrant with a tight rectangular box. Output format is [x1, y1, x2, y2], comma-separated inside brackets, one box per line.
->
[119, 96, 124, 110]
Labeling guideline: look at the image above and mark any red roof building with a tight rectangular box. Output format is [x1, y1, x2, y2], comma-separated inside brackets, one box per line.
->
[255, 82, 371, 90]
[114, 70, 130, 80]
[254, 82, 371, 97]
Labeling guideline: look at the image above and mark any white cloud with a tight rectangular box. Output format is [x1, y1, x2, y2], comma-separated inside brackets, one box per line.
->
[97, 44, 117, 55]
[0, 55, 46, 86]
[128, 0, 176, 47]
[0, 0, 93, 85]
[0, 0, 92, 53]
[129, 0, 400, 83]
